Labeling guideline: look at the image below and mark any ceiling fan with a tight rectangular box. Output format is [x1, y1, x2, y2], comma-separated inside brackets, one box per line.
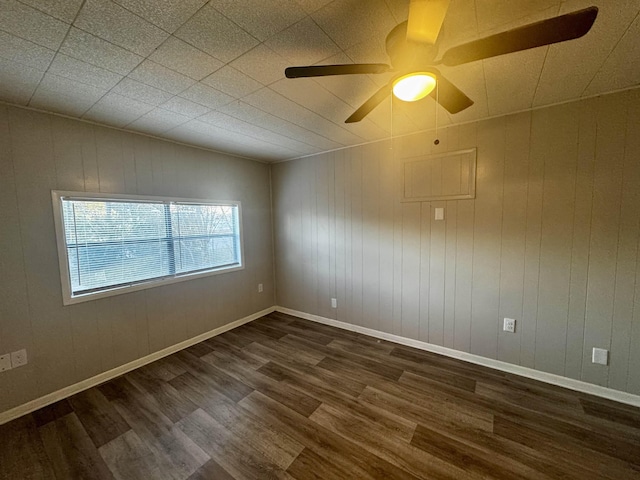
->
[284, 1, 599, 123]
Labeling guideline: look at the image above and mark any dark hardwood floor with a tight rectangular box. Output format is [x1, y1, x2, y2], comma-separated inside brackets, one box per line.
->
[1, 312, 639, 479]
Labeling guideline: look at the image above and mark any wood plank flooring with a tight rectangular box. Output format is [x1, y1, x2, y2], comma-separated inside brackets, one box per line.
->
[1, 312, 640, 479]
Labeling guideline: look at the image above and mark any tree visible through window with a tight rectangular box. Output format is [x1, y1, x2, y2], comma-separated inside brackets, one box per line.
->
[54, 193, 242, 302]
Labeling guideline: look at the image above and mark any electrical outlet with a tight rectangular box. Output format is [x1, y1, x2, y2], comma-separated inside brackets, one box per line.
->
[592, 348, 608, 365]
[503, 318, 516, 333]
[435, 207, 445, 221]
[11, 349, 27, 368]
[331, 298, 337, 309]
[258, 283, 263, 293]
[0, 354, 11, 372]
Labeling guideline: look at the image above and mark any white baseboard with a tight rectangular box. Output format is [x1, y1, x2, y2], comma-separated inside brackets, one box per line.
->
[0, 306, 275, 425]
[276, 306, 640, 408]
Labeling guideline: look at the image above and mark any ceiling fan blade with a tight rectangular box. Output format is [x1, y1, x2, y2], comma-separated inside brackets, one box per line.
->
[406, 0, 450, 45]
[345, 83, 391, 123]
[285, 64, 391, 78]
[440, 6, 598, 66]
[429, 69, 474, 114]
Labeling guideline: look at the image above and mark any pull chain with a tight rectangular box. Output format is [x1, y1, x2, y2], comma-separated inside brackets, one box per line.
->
[434, 81, 440, 146]
[390, 93, 394, 152]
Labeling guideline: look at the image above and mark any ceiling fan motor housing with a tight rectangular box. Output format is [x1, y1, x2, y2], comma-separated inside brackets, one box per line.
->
[386, 22, 439, 74]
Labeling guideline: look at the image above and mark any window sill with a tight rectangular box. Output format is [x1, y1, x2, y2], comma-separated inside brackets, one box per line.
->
[62, 264, 244, 306]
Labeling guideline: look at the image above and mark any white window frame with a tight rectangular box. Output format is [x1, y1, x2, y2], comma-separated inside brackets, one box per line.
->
[52, 190, 244, 306]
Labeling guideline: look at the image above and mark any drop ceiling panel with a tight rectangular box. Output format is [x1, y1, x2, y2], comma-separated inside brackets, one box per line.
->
[83, 92, 154, 127]
[249, 113, 343, 151]
[48, 53, 123, 90]
[475, 0, 560, 34]
[533, 0, 640, 106]
[344, 37, 391, 65]
[74, 0, 169, 56]
[202, 66, 263, 98]
[0, 30, 55, 70]
[0, 57, 44, 104]
[19, 0, 84, 23]
[160, 96, 210, 117]
[112, 0, 208, 32]
[215, 100, 269, 122]
[0, 0, 638, 162]
[59, 28, 143, 75]
[198, 109, 310, 152]
[311, 0, 397, 50]
[167, 120, 300, 160]
[174, 3, 259, 62]
[31, 73, 107, 116]
[294, 0, 333, 15]
[0, 0, 70, 49]
[148, 36, 223, 80]
[178, 83, 234, 110]
[229, 44, 291, 85]
[342, 119, 391, 142]
[264, 16, 340, 65]
[437, 0, 477, 47]
[383, 0, 409, 24]
[208, 0, 307, 42]
[128, 60, 196, 95]
[111, 78, 175, 106]
[243, 87, 364, 145]
[483, 48, 547, 116]
[584, 13, 640, 95]
[269, 77, 355, 123]
[127, 108, 191, 135]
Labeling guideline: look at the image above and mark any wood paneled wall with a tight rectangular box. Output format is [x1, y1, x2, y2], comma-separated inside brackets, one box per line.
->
[0, 105, 275, 413]
[272, 88, 640, 395]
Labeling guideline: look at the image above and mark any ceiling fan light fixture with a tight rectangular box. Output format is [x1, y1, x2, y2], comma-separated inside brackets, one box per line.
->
[392, 72, 436, 102]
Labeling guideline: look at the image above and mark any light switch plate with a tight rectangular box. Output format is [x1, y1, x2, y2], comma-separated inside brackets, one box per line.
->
[331, 298, 337, 309]
[435, 207, 444, 221]
[0, 354, 11, 372]
[592, 347, 608, 365]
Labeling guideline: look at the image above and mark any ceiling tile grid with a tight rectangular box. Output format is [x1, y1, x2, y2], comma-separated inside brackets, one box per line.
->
[0, 56, 44, 104]
[47, 53, 124, 90]
[0, 0, 638, 162]
[29, 73, 107, 116]
[148, 36, 223, 80]
[110, 78, 175, 106]
[0, 0, 70, 50]
[59, 27, 144, 75]
[0, 30, 56, 70]
[74, 0, 169, 56]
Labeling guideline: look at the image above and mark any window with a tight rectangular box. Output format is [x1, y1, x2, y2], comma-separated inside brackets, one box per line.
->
[52, 191, 243, 305]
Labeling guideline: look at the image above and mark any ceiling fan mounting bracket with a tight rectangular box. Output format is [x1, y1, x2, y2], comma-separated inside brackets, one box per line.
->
[386, 21, 439, 72]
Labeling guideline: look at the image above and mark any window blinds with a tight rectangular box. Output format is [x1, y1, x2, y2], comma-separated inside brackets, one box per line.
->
[60, 197, 240, 297]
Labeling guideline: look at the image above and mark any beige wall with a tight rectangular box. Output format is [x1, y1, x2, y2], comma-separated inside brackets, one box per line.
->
[272, 88, 640, 395]
[0, 105, 274, 413]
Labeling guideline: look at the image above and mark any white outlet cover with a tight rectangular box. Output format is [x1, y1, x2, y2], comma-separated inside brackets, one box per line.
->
[592, 348, 608, 365]
[503, 318, 516, 333]
[435, 207, 445, 221]
[331, 298, 337, 308]
[258, 283, 263, 293]
[0, 354, 11, 372]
